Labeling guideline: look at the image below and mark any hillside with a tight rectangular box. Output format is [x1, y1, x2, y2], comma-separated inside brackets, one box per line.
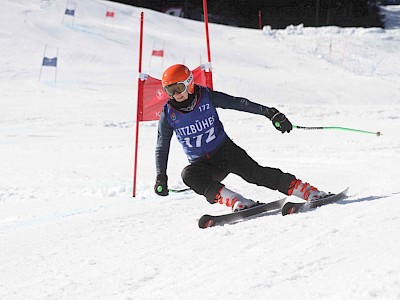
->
[1, 0, 400, 299]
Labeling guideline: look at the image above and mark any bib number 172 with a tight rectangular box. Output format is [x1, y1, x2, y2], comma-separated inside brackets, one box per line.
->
[184, 127, 216, 148]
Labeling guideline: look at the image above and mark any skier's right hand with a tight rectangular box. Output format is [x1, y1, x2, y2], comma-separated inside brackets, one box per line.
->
[154, 174, 169, 196]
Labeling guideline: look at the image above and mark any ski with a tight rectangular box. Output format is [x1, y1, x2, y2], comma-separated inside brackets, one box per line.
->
[281, 187, 349, 216]
[198, 197, 286, 229]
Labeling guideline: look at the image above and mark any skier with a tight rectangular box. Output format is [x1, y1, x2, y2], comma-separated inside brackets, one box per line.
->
[154, 64, 327, 211]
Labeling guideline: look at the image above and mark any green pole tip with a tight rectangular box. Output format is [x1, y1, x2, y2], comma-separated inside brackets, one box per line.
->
[274, 121, 281, 128]
[157, 186, 163, 192]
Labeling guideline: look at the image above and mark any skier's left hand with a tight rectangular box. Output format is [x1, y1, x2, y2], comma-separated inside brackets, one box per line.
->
[268, 108, 292, 133]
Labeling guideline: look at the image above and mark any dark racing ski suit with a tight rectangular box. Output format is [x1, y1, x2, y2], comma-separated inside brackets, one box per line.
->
[155, 85, 296, 203]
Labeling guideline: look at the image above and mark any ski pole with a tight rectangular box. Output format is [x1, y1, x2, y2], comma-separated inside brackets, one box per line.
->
[293, 125, 382, 136]
[169, 187, 191, 193]
[156, 185, 191, 194]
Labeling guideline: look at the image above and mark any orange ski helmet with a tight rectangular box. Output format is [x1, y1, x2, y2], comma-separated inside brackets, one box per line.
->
[162, 64, 194, 96]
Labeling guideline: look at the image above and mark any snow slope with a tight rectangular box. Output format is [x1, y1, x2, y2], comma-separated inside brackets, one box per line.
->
[1, 0, 400, 299]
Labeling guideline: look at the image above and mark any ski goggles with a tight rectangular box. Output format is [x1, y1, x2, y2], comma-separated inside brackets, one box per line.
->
[163, 72, 193, 97]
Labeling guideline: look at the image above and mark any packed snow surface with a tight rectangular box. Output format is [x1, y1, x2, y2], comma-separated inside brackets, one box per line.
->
[1, 0, 400, 299]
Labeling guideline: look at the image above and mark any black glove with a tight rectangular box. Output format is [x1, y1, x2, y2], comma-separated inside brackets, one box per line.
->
[266, 107, 293, 134]
[154, 174, 168, 196]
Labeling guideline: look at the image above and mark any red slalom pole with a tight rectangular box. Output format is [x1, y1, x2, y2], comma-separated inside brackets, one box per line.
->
[133, 12, 144, 197]
[202, 0, 213, 89]
[203, 0, 212, 64]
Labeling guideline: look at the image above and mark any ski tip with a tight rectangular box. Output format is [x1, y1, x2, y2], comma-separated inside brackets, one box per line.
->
[333, 187, 349, 198]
